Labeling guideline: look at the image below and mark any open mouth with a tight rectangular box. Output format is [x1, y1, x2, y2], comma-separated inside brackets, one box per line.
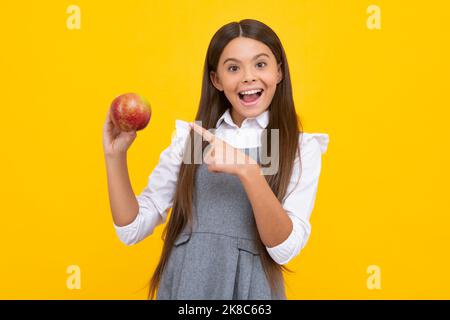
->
[238, 89, 264, 106]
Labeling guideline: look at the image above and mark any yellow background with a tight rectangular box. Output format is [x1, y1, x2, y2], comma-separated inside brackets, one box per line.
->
[0, 0, 449, 299]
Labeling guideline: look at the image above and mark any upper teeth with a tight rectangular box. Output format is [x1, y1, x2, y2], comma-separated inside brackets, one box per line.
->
[239, 89, 262, 95]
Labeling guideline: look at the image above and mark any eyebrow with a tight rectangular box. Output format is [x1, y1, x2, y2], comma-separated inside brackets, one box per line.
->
[223, 53, 270, 65]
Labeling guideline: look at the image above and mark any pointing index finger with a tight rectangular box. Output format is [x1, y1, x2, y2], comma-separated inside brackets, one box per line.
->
[190, 122, 215, 143]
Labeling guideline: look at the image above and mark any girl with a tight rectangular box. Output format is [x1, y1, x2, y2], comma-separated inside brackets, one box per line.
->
[103, 19, 329, 300]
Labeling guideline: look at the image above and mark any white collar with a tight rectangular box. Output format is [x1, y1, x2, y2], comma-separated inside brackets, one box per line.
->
[215, 108, 269, 129]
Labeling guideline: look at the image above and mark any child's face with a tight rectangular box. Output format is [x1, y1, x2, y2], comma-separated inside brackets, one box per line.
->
[210, 37, 282, 126]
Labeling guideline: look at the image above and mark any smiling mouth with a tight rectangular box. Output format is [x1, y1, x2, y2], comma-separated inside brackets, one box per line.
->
[238, 89, 264, 105]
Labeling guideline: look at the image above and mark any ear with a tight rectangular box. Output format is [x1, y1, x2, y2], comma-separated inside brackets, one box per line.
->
[210, 71, 224, 91]
[277, 62, 283, 84]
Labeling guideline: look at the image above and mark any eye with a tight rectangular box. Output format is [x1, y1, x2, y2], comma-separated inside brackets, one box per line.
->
[256, 62, 267, 68]
[228, 65, 239, 72]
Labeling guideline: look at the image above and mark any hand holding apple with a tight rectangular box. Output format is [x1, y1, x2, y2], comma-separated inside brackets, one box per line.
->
[102, 108, 137, 157]
[103, 93, 152, 157]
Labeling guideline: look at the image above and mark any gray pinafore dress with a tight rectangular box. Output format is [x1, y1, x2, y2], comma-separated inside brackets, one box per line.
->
[156, 146, 287, 300]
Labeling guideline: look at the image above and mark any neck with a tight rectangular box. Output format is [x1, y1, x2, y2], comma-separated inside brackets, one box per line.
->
[230, 109, 245, 128]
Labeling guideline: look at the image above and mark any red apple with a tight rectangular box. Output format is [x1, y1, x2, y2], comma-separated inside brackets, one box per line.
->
[110, 93, 151, 131]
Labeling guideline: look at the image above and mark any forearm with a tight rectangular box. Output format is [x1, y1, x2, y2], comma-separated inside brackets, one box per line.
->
[104, 153, 139, 227]
[238, 165, 293, 248]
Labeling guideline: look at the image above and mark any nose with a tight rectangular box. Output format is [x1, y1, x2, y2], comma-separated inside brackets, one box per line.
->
[242, 68, 256, 83]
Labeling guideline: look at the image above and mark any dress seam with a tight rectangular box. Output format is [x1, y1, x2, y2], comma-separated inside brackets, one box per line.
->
[183, 231, 257, 242]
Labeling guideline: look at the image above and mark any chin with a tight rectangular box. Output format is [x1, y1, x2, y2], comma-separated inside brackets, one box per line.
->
[236, 105, 267, 117]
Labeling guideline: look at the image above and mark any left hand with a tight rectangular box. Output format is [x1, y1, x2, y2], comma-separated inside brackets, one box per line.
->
[189, 122, 260, 177]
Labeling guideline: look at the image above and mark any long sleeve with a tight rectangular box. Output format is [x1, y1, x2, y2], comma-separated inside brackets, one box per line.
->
[265, 133, 330, 264]
[113, 120, 191, 246]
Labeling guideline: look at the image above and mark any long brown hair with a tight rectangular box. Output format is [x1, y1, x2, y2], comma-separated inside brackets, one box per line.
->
[147, 19, 303, 299]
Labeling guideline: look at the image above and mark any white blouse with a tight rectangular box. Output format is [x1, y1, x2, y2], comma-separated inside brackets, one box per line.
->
[113, 109, 329, 265]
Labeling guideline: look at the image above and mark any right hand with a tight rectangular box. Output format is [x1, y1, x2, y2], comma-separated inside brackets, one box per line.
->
[103, 108, 137, 158]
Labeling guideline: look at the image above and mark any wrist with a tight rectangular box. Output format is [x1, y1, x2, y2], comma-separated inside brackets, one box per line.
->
[104, 151, 127, 162]
[237, 163, 262, 180]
